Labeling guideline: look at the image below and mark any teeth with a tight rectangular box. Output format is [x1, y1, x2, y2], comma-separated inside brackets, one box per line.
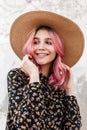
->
[37, 53, 48, 56]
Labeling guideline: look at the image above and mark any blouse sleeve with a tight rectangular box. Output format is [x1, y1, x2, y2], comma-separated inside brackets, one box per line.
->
[14, 82, 46, 129]
[63, 95, 82, 130]
[6, 68, 29, 130]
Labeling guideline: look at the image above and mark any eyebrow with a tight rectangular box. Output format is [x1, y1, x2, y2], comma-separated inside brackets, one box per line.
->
[34, 37, 39, 40]
[34, 37, 52, 40]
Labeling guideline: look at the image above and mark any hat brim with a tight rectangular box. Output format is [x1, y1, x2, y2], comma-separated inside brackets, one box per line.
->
[10, 10, 84, 67]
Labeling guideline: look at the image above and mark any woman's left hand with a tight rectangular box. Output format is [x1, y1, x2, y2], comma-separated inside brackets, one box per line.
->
[64, 65, 76, 96]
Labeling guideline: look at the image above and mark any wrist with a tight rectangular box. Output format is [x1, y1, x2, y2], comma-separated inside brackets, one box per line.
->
[65, 88, 76, 96]
[30, 73, 40, 83]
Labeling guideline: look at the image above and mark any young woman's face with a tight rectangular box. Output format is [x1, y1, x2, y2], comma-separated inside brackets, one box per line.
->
[32, 29, 56, 67]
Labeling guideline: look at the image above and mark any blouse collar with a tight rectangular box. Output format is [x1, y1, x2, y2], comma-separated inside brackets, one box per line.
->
[39, 73, 48, 84]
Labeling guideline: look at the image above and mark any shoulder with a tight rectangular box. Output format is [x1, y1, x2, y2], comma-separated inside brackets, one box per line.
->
[7, 68, 29, 85]
[57, 88, 77, 102]
[52, 88, 66, 99]
[57, 88, 66, 95]
[7, 68, 22, 76]
[8, 67, 29, 76]
[7, 68, 29, 80]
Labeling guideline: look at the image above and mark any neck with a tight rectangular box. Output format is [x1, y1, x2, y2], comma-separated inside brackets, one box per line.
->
[40, 64, 52, 77]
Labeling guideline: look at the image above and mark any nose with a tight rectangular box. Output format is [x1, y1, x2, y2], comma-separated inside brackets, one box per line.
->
[38, 43, 45, 50]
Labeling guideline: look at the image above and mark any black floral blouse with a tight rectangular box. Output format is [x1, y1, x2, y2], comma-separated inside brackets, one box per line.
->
[6, 68, 81, 130]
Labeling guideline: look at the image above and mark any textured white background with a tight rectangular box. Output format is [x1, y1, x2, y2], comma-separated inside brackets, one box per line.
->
[0, 0, 87, 129]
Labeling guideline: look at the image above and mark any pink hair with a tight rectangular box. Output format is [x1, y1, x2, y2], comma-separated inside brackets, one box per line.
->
[22, 26, 67, 90]
[22, 30, 35, 56]
[48, 31, 67, 89]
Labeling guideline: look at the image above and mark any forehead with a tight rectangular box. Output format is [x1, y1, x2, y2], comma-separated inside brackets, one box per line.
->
[35, 29, 51, 37]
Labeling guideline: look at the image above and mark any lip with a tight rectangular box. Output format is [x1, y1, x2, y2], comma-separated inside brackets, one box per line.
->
[36, 51, 49, 55]
[37, 53, 48, 55]
[35, 53, 49, 58]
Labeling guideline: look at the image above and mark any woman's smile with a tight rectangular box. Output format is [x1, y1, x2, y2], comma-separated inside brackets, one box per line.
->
[35, 52, 49, 57]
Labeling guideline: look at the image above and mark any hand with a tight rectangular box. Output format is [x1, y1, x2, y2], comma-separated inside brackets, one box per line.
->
[63, 65, 76, 96]
[21, 55, 39, 83]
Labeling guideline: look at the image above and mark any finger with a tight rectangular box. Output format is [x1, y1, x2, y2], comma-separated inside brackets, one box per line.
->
[23, 55, 28, 59]
[27, 54, 32, 59]
[63, 63, 70, 70]
[20, 67, 23, 71]
[63, 64, 72, 76]
[22, 55, 29, 63]
[24, 55, 33, 61]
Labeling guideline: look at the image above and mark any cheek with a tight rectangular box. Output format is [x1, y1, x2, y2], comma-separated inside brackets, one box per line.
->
[31, 46, 37, 54]
[52, 52, 57, 60]
[50, 47, 56, 55]
[32, 45, 38, 53]
[50, 49, 57, 60]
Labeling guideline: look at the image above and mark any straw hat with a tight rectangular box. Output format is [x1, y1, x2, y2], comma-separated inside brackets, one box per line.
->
[10, 10, 84, 67]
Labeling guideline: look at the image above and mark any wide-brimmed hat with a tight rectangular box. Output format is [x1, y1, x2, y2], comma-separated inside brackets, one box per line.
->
[10, 10, 84, 67]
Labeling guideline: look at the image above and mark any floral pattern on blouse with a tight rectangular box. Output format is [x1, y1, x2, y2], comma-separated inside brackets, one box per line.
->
[6, 68, 81, 130]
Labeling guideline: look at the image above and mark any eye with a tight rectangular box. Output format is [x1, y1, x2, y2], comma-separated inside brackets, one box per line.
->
[46, 41, 52, 45]
[33, 40, 39, 45]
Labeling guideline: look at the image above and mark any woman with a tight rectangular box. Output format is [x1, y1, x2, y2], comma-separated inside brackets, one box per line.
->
[6, 11, 84, 130]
